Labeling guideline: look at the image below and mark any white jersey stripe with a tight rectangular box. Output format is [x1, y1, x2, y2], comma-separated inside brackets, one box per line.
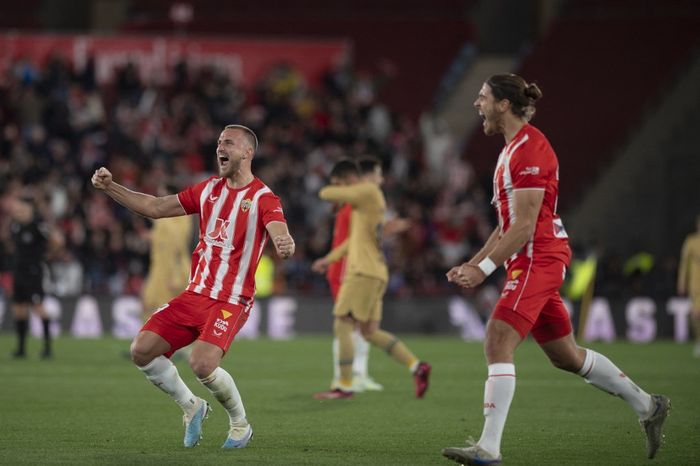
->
[198, 179, 217, 216]
[194, 185, 230, 294]
[230, 187, 271, 298]
[209, 189, 249, 300]
[503, 152, 516, 229]
[506, 134, 531, 258]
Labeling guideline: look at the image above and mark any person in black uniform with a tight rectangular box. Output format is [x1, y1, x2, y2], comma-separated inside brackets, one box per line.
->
[9, 197, 52, 359]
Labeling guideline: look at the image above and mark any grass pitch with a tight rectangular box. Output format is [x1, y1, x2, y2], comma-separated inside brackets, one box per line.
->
[0, 335, 698, 465]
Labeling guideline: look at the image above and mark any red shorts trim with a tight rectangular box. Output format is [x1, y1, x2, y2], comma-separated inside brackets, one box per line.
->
[142, 291, 250, 358]
[492, 257, 572, 343]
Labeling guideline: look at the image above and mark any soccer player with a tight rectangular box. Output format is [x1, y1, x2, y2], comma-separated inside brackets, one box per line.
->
[8, 197, 53, 359]
[678, 214, 700, 357]
[312, 157, 431, 400]
[313, 159, 382, 393]
[141, 184, 193, 319]
[136, 184, 194, 360]
[441, 74, 670, 465]
[91, 124, 295, 449]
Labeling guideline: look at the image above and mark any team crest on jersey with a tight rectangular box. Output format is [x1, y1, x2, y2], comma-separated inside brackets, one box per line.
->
[511, 269, 523, 280]
[241, 199, 252, 212]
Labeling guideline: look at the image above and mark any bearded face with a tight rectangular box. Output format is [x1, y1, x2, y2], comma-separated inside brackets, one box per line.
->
[474, 83, 505, 136]
[216, 129, 250, 178]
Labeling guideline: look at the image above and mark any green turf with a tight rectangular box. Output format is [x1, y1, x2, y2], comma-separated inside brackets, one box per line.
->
[0, 335, 698, 465]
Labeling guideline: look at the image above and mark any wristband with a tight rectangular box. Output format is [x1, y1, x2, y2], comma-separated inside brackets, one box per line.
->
[477, 257, 497, 276]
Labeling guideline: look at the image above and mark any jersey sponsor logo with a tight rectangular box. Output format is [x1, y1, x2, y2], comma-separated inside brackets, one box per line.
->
[502, 278, 520, 296]
[518, 166, 540, 176]
[241, 199, 252, 212]
[207, 218, 230, 241]
[213, 309, 233, 334]
[213, 314, 230, 333]
[208, 194, 219, 203]
[484, 402, 496, 408]
[511, 269, 523, 280]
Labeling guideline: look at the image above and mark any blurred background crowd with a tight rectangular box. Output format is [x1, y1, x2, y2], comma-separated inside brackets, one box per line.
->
[0, 52, 494, 298]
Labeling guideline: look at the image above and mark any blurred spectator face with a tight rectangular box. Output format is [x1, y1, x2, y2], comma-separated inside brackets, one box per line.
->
[11, 198, 33, 223]
[216, 128, 253, 178]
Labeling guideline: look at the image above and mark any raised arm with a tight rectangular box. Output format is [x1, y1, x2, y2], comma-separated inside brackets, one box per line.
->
[266, 220, 295, 260]
[319, 183, 372, 206]
[91, 167, 185, 219]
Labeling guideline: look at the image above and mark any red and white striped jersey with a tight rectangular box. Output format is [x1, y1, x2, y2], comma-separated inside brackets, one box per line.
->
[492, 124, 571, 267]
[177, 176, 286, 305]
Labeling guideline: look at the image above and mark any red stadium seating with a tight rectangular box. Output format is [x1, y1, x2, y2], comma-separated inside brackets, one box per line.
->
[121, 0, 476, 118]
[464, 0, 700, 209]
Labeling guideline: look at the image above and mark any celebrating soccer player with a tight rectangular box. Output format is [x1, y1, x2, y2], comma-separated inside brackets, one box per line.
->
[441, 74, 670, 465]
[92, 124, 295, 449]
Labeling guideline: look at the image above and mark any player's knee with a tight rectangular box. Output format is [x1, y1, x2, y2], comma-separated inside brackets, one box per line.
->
[130, 341, 155, 367]
[484, 338, 512, 363]
[189, 356, 217, 379]
[333, 317, 354, 337]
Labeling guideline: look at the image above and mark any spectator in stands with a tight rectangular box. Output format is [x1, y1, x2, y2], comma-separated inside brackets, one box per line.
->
[0, 54, 496, 300]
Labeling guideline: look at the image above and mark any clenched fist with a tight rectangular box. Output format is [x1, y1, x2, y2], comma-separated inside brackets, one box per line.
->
[91, 167, 113, 190]
[273, 233, 295, 259]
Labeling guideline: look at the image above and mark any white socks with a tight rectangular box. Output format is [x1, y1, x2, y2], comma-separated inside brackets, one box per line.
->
[577, 349, 652, 419]
[352, 331, 370, 377]
[333, 329, 371, 379]
[332, 338, 340, 380]
[199, 367, 247, 426]
[478, 363, 516, 457]
[139, 356, 199, 417]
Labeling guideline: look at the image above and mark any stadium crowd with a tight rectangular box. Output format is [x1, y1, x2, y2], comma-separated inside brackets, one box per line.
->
[0, 54, 495, 299]
[0, 54, 677, 301]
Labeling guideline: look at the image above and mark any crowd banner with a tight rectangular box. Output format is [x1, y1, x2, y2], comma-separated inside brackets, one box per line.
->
[0, 33, 350, 87]
[0, 295, 693, 342]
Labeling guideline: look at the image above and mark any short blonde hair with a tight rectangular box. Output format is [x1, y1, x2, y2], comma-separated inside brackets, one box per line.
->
[224, 124, 259, 152]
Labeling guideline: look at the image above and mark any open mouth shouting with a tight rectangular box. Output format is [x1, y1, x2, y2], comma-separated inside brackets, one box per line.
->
[218, 154, 230, 170]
